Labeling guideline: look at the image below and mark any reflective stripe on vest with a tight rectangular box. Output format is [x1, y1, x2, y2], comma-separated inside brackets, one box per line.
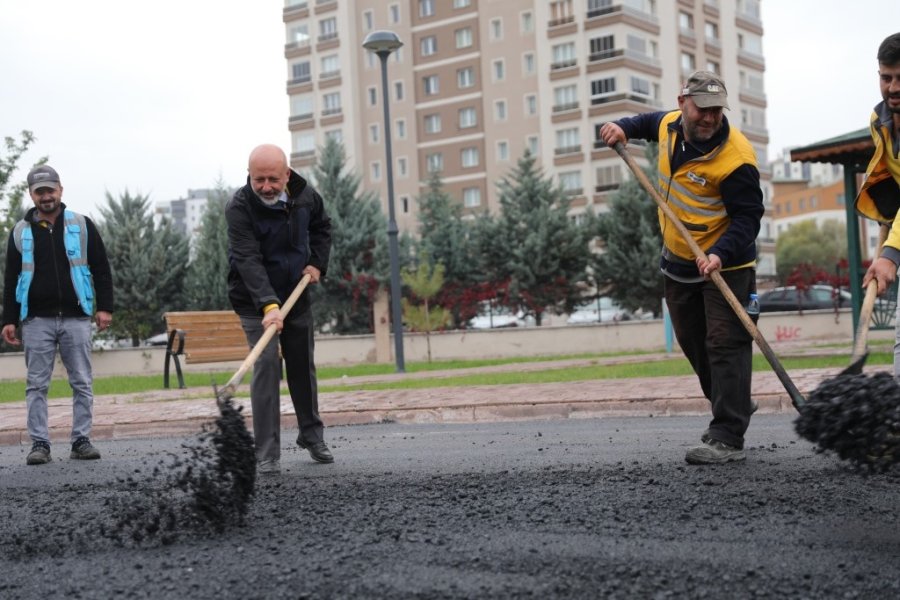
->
[13, 210, 93, 320]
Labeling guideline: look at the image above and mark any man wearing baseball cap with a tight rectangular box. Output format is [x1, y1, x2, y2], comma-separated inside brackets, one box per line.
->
[2, 164, 114, 465]
[599, 70, 764, 465]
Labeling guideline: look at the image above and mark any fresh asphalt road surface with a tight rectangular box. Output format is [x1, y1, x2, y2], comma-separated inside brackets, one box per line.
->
[1, 414, 898, 599]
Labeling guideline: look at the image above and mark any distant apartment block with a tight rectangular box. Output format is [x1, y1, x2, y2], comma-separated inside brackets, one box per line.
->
[283, 0, 771, 273]
[155, 188, 231, 241]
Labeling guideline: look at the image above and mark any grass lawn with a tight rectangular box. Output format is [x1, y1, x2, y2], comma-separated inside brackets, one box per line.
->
[0, 350, 891, 404]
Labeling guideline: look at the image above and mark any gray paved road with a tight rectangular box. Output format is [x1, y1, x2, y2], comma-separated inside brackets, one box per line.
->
[1, 415, 898, 599]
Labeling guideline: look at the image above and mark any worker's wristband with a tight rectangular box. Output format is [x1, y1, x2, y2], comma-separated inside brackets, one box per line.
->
[263, 303, 280, 315]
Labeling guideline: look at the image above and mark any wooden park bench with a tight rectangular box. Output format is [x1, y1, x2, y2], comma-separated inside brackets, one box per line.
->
[162, 311, 248, 389]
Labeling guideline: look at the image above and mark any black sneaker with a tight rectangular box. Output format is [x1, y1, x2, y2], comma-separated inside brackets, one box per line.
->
[297, 439, 334, 464]
[70, 437, 101, 460]
[26, 442, 51, 465]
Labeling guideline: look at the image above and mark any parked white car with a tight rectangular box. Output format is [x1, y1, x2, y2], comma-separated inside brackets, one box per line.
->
[566, 298, 630, 324]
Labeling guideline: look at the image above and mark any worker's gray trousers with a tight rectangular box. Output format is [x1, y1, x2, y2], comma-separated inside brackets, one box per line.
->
[239, 309, 324, 463]
[22, 316, 95, 444]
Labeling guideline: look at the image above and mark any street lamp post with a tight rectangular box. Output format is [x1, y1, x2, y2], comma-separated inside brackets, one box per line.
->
[363, 30, 405, 373]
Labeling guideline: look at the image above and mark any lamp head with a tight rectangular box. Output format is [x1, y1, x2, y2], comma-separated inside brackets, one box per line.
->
[362, 30, 403, 55]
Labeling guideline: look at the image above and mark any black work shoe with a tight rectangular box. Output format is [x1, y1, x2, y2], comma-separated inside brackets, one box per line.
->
[26, 442, 51, 465]
[70, 437, 101, 460]
[298, 439, 334, 464]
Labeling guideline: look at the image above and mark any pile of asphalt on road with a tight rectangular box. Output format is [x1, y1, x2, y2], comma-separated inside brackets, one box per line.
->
[105, 396, 256, 545]
[794, 372, 900, 473]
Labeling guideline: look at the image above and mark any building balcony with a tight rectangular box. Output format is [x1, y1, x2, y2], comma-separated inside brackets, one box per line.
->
[283, 1, 309, 21]
[555, 145, 582, 156]
[319, 69, 340, 81]
[587, 48, 661, 74]
[321, 106, 342, 117]
[593, 138, 647, 151]
[590, 93, 662, 109]
[548, 15, 575, 28]
[562, 188, 584, 197]
[585, 4, 658, 33]
[552, 102, 579, 113]
[318, 32, 338, 43]
[287, 75, 312, 86]
[550, 58, 577, 71]
[289, 113, 314, 122]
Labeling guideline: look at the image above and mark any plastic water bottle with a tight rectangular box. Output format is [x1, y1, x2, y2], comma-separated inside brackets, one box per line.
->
[746, 293, 760, 316]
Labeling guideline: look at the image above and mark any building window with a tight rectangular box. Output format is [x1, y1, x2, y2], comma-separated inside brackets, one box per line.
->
[551, 42, 576, 69]
[525, 94, 537, 115]
[523, 53, 535, 75]
[325, 129, 343, 143]
[427, 152, 443, 173]
[497, 140, 509, 161]
[521, 11, 533, 33]
[423, 74, 439, 95]
[291, 61, 311, 84]
[319, 17, 337, 42]
[291, 95, 313, 119]
[493, 59, 505, 82]
[394, 81, 404, 101]
[707, 60, 720, 74]
[457, 67, 475, 88]
[527, 135, 539, 156]
[419, 0, 434, 18]
[595, 165, 623, 190]
[461, 147, 480, 168]
[459, 107, 477, 128]
[362, 10, 374, 31]
[490, 18, 503, 40]
[369, 124, 379, 144]
[453, 0, 471, 7]
[681, 52, 696, 74]
[401, 196, 410, 213]
[421, 35, 437, 56]
[738, 32, 763, 55]
[293, 132, 315, 156]
[289, 24, 310, 46]
[553, 84, 578, 112]
[630, 76, 650, 97]
[679, 11, 694, 33]
[396, 119, 406, 139]
[371, 162, 382, 181]
[559, 171, 582, 196]
[555, 128, 580, 154]
[321, 54, 340, 78]
[322, 92, 341, 115]
[424, 113, 442, 133]
[455, 27, 473, 49]
[705, 21, 719, 41]
[590, 77, 616, 103]
[398, 157, 408, 177]
[463, 187, 481, 207]
[590, 35, 615, 61]
[389, 3, 400, 23]
[494, 99, 507, 121]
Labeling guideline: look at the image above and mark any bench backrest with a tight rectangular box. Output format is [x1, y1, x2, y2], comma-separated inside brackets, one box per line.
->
[163, 310, 248, 363]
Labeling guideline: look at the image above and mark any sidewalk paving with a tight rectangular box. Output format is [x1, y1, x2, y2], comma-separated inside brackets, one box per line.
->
[0, 347, 864, 446]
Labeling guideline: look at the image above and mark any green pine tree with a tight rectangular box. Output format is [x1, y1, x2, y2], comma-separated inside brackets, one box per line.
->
[476, 151, 590, 325]
[312, 137, 390, 334]
[588, 143, 664, 316]
[98, 191, 190, 345]
[185, 182, 231, 310]
[415, 171, 481, 327]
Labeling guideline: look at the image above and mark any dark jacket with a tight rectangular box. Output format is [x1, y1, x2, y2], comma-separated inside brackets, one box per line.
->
[614, 111, 763, 280]
[225, 169, 332, 317]
[2, 203, 114, 327]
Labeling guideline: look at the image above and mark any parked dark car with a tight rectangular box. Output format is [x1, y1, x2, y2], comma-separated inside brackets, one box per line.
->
[756, 285, 851, 313]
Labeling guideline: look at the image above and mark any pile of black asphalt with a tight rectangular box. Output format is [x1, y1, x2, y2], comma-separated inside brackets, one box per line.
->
[1, 416, 898, 599]
[796, 371, 900, 472]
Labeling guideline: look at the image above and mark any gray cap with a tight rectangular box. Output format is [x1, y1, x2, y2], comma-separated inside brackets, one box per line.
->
[27, 165, 61, 193]
[681, 70, 729, 109]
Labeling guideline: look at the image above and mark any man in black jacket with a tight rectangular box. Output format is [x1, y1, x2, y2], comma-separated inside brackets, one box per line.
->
[225, 144, 333, 473]
[2, 165, 114, 465]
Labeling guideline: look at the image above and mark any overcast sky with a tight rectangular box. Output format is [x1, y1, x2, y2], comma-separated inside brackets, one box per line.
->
[1, 1, 899, 219]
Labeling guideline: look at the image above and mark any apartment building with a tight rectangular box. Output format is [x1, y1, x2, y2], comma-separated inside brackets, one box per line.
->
[282, 0, 772, 272]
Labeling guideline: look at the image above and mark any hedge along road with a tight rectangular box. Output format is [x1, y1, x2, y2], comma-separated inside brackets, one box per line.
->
[1, 415, 898, 598]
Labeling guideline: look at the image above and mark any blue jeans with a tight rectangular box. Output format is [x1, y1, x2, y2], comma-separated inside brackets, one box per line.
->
[21, 316, 95, 444]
